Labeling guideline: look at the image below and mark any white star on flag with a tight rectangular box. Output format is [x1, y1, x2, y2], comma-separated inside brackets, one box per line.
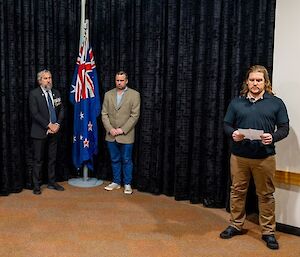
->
[88, 121, 93, 131]
[73, 136, 76, 142]
[70, 84, 75, 94]
[80, 112, 84, 120]
[83, 138, 89, 148]
[80, 135, 83, 140]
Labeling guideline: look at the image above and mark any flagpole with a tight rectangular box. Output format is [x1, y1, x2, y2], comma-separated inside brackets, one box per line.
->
[68, 0, 102, 188]
[81, 0, 88, 184]
[80, 0, 86, 48]
[81, 1, 87, 184]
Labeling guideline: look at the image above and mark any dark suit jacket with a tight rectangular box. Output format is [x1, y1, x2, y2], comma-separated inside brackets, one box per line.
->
[29, 87, 64, 139]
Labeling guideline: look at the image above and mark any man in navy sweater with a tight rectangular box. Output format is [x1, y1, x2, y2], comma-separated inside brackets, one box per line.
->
[220, 65, 289, 250]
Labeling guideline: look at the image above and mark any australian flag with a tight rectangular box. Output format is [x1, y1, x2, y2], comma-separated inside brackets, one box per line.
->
[70, 22, 101, 170]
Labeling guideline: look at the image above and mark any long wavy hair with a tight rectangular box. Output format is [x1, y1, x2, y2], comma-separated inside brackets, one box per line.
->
[240, 65, 274, 96]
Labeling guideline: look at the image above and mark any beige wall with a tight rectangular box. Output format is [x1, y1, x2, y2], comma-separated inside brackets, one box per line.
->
[273, 0, 300, 173]
[273, 0, 300, 228]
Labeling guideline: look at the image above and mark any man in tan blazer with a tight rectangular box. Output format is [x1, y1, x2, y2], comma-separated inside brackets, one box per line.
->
[102, 71, 140, 194]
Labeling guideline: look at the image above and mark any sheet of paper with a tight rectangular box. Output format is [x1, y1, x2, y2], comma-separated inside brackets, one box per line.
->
[238, 128, 264, 141]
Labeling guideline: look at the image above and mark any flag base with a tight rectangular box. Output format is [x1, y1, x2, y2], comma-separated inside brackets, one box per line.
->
[68, 177, 103, 188]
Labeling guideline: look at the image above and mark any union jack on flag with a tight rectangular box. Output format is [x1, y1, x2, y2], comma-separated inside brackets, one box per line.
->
[70, 21, 101, 170]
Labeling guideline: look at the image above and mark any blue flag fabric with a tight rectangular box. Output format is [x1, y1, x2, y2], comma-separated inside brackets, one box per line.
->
[70, 29, 101, 170]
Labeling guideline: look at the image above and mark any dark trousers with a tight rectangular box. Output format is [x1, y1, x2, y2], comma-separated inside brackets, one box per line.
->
[32, 135, 58, 188]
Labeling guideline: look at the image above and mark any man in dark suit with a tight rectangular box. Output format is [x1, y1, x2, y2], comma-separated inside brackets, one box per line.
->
[29, 69, 65, 195]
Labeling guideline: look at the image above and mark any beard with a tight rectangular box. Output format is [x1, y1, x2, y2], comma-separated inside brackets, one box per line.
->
[44, 84, 53, 90]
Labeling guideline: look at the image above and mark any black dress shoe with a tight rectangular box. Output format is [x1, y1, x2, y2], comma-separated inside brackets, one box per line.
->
[47, 183, 65, 191]
[262, 235, 279, 250]
[33, 188, 41, 195]
[220, 226, 242, 239]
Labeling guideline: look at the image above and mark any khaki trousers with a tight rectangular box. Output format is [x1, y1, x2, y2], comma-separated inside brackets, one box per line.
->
[230, 154, 276, 235]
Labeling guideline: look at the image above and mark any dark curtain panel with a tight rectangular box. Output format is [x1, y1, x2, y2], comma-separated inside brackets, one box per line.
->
[0, 0, 276, 209]
[0, 0, 79, 195]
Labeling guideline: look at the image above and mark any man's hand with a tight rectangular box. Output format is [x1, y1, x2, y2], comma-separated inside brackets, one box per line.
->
[232, 130, 245, 142]
[47, 129, 54, 135]
[109, 128, 124, 136]
[48, 123, 60, 134]
[116, 128, 124, 135]
[109, 128, 118, 136]
[261, 133, 273, 145]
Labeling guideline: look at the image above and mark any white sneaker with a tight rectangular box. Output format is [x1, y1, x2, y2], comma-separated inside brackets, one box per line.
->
[124, 184, 133, 194]
[104, 182, 121, 191]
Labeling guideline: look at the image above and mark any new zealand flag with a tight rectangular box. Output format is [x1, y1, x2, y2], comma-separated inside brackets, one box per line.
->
[70, 23, 101, 170]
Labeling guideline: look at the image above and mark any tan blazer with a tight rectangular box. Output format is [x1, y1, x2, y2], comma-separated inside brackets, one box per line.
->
[101, 87, 140, 144]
